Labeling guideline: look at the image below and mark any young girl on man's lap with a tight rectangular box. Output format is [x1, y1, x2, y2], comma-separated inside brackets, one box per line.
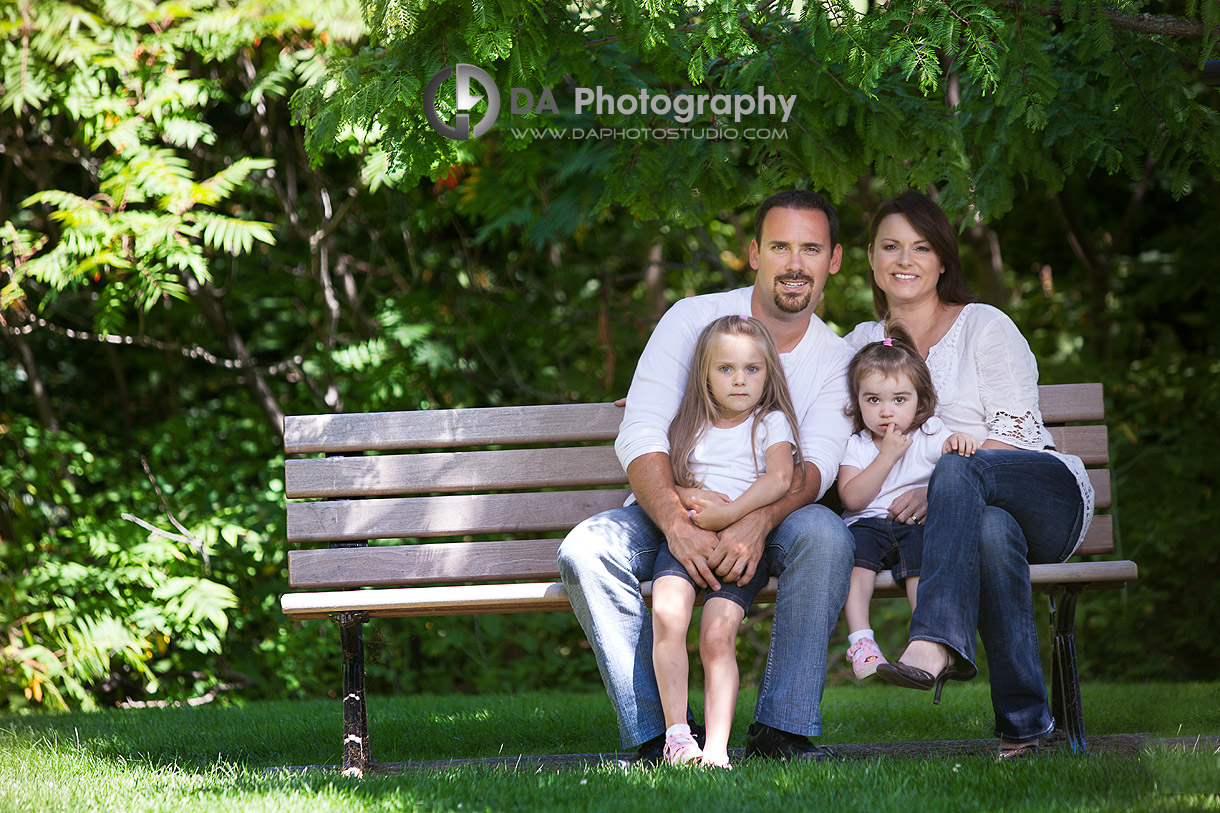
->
[651, 315, 803, 769]
[837, 327, 977, 679]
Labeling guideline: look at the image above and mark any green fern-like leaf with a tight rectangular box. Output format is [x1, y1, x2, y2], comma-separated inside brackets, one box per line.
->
[153, 576, 238, 636]
[161, 117, 216, 149]
[198, 157, 275, 201]
[193, 211, 275, 256]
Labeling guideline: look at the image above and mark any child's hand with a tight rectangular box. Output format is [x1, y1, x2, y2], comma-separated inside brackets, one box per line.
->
[877, 423, 913, 460]
[942, 432, 979, 456]
[677, 486, 730, 512]
[689, 494, 735, 532]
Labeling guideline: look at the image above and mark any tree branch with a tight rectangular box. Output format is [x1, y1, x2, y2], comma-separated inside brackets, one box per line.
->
[1052, 184, 1112, 356]
[117, 681, 246, 709]
[1112, 154, 1158, 260]
[999, 2, 1215, 38]
[0, 313, 59, 432]
[181, 275, 286, 440]
[966, 222, 1009, 307]
[310, 188, 345, 412]
[4, 314, 303, 376]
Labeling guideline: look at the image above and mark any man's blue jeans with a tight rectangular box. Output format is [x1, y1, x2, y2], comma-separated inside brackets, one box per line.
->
[913, 450, 1084, 743]
[557, 503, 853, 748]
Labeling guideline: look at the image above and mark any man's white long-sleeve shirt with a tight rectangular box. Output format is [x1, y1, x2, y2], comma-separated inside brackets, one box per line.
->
[614, 286, 854, 500]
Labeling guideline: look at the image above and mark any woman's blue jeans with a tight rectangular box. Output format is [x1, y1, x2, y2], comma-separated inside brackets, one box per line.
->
[558, 503, 853, 749]
[913, 450, 1084, 743]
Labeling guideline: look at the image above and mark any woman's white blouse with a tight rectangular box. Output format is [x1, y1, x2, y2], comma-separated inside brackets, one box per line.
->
[845, 304, 1094, 552]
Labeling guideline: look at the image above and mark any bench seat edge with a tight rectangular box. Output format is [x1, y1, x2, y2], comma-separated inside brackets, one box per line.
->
[280, 560, 1137, 620]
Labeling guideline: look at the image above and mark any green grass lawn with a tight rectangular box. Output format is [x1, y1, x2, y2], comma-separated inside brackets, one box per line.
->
[2, 682, 1218, 812]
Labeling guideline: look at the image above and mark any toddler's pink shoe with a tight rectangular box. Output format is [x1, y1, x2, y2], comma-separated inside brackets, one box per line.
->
[663, 726, 704, 767]
[846, 637, 888, 679]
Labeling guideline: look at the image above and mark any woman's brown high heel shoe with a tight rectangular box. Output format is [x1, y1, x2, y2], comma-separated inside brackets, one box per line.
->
[874, 660, 963, 704]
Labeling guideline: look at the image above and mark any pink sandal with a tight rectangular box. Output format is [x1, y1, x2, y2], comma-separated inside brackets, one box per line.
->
[663, 727, 703, 767]
[846, 638, 888, 679]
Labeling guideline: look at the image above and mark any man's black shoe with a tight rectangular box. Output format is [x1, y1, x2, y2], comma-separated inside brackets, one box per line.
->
[744, 722, 832, 762]
[634, 733, 665, 765]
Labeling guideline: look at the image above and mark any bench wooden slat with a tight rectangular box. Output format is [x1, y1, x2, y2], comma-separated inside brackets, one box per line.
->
[285, 427, 1109, 500]
[1039, 382, 1103, 423]
[1091, 469, 1110, 510]
[288, 478, 1109, 544]
[288, 513, 1117, 590]
[285, 446, 626, 499]
[284, 402, 623, 454]
[288, 539, 565, 588]
[287, 489, 633, 543]
[1075, 514, 1113, 555]
[283, 384, 1103, 456]
[1046, 425, 1107, 465]
[281, 559, 1137, 620]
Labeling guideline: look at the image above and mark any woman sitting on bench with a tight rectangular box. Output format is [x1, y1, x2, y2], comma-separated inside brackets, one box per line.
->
[844, 191, 1095, 760]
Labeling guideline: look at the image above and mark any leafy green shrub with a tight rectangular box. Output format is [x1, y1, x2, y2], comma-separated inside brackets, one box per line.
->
[0, 416, 242, 709]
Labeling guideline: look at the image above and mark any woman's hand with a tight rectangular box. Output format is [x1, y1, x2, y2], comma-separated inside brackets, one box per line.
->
[888, 486, 928, 525]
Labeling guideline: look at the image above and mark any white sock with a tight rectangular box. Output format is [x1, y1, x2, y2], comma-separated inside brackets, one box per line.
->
[666, 723, 692, 740]
[848, 629, 875, 647]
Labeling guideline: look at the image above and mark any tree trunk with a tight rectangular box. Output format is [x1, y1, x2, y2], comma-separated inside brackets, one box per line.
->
[967, 224, 1010, 307]
[644, 240, 667, 326]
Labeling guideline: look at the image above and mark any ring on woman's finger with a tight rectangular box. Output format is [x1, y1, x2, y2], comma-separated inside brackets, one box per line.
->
[911, 515, 921, 524]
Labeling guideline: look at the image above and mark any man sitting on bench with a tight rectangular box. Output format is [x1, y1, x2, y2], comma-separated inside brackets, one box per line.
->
[558, 190, 855, 763]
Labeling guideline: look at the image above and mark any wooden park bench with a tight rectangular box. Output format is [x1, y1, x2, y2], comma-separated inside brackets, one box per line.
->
[280, 382, 1136, 775]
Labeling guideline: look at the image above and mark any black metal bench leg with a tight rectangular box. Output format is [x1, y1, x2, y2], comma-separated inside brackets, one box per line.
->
[337, 611, 372, 776]
[1048, 585, 1087, 753]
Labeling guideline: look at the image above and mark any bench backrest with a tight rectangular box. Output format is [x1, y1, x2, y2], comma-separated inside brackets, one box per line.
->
[284, 383, 1111, 592]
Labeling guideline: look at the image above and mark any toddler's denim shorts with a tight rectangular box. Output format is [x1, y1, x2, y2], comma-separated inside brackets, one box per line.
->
[848, 516, 923, 582]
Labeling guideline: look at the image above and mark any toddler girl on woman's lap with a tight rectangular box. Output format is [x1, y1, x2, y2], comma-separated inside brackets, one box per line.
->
[837, 327, 977, 679]
[651, 315, 803, 769]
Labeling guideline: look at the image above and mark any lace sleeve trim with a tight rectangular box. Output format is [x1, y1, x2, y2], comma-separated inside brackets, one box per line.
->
[989, 409, 1047, 449]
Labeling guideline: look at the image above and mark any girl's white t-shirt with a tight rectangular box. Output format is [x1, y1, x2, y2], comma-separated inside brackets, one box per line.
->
[688, 410, 795, 500]
[839, 416, 953, 525]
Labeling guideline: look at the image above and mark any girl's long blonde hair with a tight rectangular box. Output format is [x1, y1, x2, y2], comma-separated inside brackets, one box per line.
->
[844, 322, 937, 435]
[667, 315, 804, 489]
